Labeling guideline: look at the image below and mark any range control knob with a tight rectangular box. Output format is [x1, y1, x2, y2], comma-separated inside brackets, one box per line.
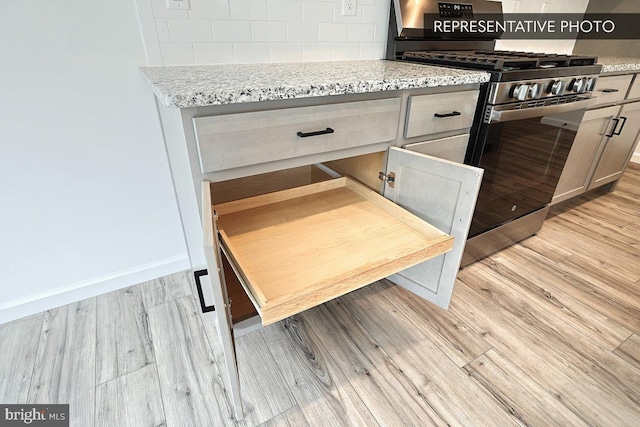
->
[529, 83, 542, 99]
[585, 77, 596, 92]
[547, 80, 565, 95]
[511, 84, 530, 101]
[573, 78, 586, 93]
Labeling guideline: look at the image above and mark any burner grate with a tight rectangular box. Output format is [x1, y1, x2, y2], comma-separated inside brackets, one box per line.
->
[402, 50, 597, 71]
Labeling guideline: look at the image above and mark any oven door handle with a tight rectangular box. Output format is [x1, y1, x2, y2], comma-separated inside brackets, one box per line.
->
[487, 98, 598, 123]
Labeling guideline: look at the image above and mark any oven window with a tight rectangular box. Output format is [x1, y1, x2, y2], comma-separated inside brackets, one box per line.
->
[469, 114, 580, 237]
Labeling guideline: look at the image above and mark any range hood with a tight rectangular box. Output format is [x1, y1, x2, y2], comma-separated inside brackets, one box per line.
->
[387, 0, 503, 59]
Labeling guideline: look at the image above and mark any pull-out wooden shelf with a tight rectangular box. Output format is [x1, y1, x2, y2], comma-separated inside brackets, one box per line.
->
[211, 177, 454, 326]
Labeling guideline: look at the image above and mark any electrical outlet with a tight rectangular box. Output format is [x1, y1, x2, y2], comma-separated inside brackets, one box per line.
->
[167, 0, 190, 10]
[342, 0, 356, 16]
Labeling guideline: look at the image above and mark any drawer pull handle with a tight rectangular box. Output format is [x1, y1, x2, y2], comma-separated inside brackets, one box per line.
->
[606, 118, 620, 138]
[434, 111, 461, 118]
[194, 269, 216, 313]
[297, 127, 334, 138]
[601, 88, 619, 93]
[614, 116, 627, 136]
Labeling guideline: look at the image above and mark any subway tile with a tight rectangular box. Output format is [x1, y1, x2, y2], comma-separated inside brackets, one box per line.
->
[331, 43, 361, 60]
[361, 3, 389, 25]
[160, 43, 196, 64]
[252, 21, 287, 42]
[150, 0, 189, 19]
[374, 23, 388, 42]
[318, 23, 349, 42]
[168, 19, 212, 42]
[155, 19, 171, 43]
[194, 43, 235, 64]
[348, 23, 375, 42]
[270, 43, 304, 62]
[233, 43, 271, 63]
[269, 1, 303, 22]
[212, 21, 252, 42]
[303, 2, 334, 23]
[188, 0, 230, 19]
[303, 43, 333, 61]
[359, 42, 385, 60]
[230, 0, 268, 20]
[286, 22, 319, 42]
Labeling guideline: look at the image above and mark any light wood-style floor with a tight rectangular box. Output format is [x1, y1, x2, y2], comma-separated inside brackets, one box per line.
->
[1, 164, 639, 427]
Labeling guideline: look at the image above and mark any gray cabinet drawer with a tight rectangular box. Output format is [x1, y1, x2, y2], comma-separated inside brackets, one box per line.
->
[627, 74, 640, 100]
[403, 134, 469, 163]
[193, 98, 401, 173]
[593, 75, 633, 105]
[404, 90, 478, 138]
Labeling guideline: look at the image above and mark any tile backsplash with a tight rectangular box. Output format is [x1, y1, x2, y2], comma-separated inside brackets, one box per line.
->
[134, 0, 589, 66]
[136, 0, 391, 65]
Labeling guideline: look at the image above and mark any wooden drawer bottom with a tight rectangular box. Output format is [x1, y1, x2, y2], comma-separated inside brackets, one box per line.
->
[210, 177, 454, 326]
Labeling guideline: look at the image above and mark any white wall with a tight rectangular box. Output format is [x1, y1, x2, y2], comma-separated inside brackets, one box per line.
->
[0, 0, 188, 323]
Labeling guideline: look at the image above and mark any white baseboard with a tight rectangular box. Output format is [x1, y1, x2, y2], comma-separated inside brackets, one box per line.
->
[631, 152, 640, 164]
[0, 255, 191, 325]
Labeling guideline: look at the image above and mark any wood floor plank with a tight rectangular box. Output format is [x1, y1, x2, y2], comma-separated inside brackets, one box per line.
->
[234, 332, 297, 427]
[96, 286, 154, 384]
[335, 287, 522, 427]
[540, 219, 640, 282]
[28, 299, 96, 427]
[0, 314, 43, 403]
[300, 304, 450, 427]
[95, 364, 165, 427]
[372, 281, 492, 368]
[148, 296, 235, 427]
[261, 317, 380, 427]
[256, 406, 309, 427]
[615, 334, 640, 371]
[140, 270, 193, 309]
[459, 264, 640, 407]
[487, 245, 632, 350]
[200, 314, 297, 427]
[451, 275, 640, 426]
[463, 349, 589, 427]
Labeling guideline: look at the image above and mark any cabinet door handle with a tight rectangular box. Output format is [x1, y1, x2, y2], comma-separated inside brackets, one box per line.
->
[434, 111, 461, 118]
[297, 127, 334, 138]
[606, 118, 620, 138]
[194, 269, 216, 313]
[601, 88, 619, 93]
[614, 116, 627, 136]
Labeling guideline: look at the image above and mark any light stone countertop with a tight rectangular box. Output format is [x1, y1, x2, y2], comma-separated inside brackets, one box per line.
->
[139, 60, 490, 108]
[597, 57, 640, 74]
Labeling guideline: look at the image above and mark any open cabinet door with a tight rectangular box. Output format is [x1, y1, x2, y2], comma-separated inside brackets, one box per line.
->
[201, 182, 244, 420]
[383, 147, 483, 308]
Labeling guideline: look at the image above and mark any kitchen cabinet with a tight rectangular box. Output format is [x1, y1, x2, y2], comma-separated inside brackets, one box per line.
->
[139, 58, 491, 420]
[553, 72, 640, 204]
[154, 83, 483, 420]
[590, 101, 640, 187]
[402, 90, 479, 163]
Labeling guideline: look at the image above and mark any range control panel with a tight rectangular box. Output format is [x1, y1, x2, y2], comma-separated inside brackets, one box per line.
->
[438, 2, 474, 18]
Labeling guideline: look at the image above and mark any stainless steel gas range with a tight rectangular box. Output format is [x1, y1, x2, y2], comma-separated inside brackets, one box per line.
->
[387, 0, 603, 266]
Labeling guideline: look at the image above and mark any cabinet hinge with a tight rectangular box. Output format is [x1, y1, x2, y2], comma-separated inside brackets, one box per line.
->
[378, 171, 396, 188]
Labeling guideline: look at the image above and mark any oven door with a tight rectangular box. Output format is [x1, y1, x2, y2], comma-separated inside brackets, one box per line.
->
[469, 98, 597, 237]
